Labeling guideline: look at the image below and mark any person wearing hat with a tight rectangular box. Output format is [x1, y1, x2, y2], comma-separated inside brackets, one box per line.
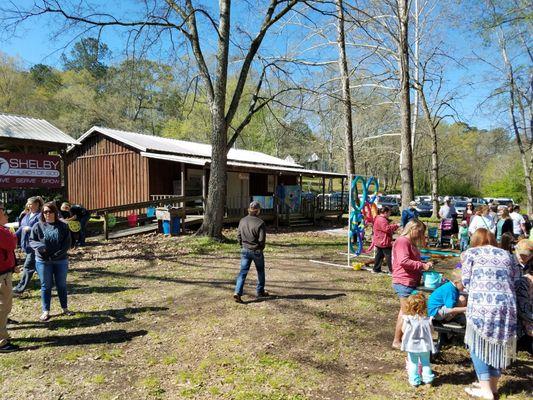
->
[401, 200, 419, 228]
[0, 202, 20, 352]
[233, 201, 268, 303]
[438, 196, 456, 220]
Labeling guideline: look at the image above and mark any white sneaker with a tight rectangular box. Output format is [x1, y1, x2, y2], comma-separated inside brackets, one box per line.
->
[464, 386, 494, 400]
[39, 311, 50, 322]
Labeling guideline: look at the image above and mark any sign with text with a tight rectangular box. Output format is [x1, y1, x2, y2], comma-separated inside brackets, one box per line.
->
[0, 153, 62, 188]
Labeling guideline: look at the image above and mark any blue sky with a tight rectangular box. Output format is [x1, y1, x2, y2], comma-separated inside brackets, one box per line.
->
[0, 1, 503, 131]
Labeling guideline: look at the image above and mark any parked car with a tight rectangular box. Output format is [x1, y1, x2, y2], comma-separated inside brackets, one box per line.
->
[491, 197, 514, 210]
[415, 195, 431, 203]
[415, 201, 433, 217]
[375, 196, 400, 215]
[469, 197, 487, 208]
[454, 201, 468, 217]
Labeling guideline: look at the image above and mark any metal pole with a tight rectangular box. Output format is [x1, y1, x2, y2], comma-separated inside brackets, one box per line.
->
[347, 174, 352, 269]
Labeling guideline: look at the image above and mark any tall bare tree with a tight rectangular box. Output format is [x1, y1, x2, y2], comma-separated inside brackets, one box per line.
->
[397, 0, 415, 208]
[2, 0, 306, 238]
[336, 0, 356, 177]
[475, 0, 532, 212]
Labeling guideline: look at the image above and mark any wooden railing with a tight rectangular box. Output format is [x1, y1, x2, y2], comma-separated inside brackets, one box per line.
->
[90, 195, 203, 239]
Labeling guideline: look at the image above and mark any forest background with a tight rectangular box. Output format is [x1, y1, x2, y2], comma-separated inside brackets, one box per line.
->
[0, 1, 529, 203]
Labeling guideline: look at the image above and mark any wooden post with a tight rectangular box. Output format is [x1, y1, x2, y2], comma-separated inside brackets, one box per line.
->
[103, 211, 109, 240]
[322, 176, 326, 213]
[61, 148, 69, 200]
[274, 174, 279, 230]
[180, 163, 186, 209]
[202, 168, 207, 214]
[340, 176, 345, 212]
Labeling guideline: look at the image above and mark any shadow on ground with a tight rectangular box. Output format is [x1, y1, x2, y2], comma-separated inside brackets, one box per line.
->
[15, 329, 148, 349]
[11, 306, 168, 331]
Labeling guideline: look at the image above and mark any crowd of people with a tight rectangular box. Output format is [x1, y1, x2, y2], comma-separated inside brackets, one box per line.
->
[0, 197, 89, 352]
[376, 199, 533, 399]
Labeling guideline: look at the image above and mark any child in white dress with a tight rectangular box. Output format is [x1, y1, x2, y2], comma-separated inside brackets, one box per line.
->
[401, 292, 436, 386]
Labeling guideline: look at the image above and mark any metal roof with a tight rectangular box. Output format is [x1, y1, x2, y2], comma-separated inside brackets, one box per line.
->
[140, 151, 346, 178]
[79, 126, 302, 168]
[0, 113, 79, 146]
[140, 152, 207, 166]
[226, 160, 346, 177]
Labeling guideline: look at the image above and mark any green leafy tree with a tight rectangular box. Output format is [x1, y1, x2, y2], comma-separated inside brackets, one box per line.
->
[62, 37, 110, 80]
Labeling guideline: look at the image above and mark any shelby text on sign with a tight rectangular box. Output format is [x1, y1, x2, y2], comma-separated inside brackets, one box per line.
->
[0, 152, 62, 188]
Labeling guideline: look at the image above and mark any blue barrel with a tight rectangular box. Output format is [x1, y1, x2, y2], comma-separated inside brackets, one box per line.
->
[170, 216, 181, 235]
[162, 220, 171, 235]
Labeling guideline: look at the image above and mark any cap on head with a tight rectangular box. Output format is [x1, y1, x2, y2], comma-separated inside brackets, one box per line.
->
[409, 201, 416, 207]
[249, 201, 261, 210]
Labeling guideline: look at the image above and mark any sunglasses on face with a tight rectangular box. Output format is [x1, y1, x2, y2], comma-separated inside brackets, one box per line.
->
[43, 210, 53, 215]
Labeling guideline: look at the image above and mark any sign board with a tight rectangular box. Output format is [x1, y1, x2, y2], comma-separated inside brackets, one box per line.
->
[0, 152, 62, 188]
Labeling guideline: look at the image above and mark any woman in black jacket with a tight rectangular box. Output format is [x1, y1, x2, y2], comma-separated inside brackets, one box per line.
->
[30, 202, 72, 321]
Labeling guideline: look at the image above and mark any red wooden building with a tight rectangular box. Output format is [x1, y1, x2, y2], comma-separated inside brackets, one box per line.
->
[67, 127, 345, 220]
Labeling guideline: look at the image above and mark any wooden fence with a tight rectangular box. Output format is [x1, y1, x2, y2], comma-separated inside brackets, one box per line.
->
[90, 195, 203, 240]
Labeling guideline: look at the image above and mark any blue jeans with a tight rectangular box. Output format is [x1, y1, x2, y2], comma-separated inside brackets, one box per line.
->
[35, 259, 69, 312]
[14, 252, 36, 293]
[460, 238, 469, 252]
[470, 351, 501, 381]
[393, 283, 417, 298]
[407, 352, 434, 386]
[234, 249, 265, 296]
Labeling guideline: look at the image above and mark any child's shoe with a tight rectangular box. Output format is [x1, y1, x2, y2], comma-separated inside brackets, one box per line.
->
[422, 367, 435, 384]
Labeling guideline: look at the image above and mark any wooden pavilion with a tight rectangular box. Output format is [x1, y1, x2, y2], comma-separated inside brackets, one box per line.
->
[67, 127, 346, 226]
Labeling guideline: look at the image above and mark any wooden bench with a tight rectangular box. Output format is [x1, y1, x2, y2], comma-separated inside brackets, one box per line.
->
[432, 320, 466, 355]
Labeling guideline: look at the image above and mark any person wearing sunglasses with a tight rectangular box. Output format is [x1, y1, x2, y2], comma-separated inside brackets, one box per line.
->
[0, 202, 20, 352]
[29, 202, 72, 321]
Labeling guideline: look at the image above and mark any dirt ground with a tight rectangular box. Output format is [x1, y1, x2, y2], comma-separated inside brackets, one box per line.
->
[2, 226, 532, 400]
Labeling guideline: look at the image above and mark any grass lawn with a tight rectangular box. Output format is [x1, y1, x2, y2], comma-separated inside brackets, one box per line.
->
[3, 227, 532, 399]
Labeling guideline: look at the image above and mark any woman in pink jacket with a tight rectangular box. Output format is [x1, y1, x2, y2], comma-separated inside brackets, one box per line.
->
[391, 219, 432, 348]
[372, 206, 399, 274]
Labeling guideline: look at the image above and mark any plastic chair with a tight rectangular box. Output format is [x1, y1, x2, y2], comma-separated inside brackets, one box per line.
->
[427, 227, 439, 247]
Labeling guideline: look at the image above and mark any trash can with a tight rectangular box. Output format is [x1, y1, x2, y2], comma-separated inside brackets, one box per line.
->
[162, 220, 171, 235]
[156, 206, 185, 236]
[170, 215, 180, 235]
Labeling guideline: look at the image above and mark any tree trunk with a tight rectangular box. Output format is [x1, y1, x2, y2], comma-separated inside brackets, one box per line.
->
[336, 0, 355, 177]
[411, 0, 419, 151]
[418, 88, 439, 219]
[499, 31, 533, 214]
[198, 0, 231, 239]
[397, 0, 414, 210]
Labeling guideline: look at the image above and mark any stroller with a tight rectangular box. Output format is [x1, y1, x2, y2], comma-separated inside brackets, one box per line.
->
[439, 218, 455, 248]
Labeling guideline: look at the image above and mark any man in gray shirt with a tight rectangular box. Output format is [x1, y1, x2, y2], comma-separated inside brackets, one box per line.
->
[233, 201, 268, 303]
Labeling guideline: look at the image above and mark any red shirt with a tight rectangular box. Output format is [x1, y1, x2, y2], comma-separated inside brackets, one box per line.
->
[373, 215, 399, 248]
[0, 226, 17, 274]
[392, 236, 425, 287]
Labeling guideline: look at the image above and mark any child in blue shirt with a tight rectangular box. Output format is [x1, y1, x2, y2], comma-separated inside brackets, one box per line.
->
[427, 269, 467, 321]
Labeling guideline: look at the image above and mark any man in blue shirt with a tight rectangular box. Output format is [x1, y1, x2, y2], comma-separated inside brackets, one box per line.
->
[401, 201, 419, 227]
